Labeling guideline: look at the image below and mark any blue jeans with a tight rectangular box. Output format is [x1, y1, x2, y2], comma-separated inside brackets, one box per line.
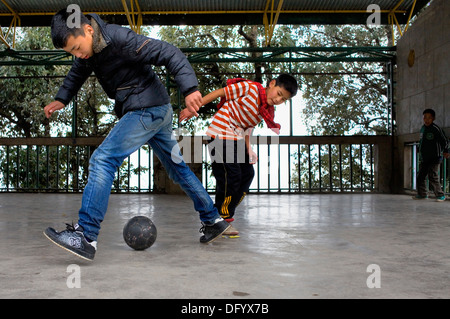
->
[78, 104, 220, 241]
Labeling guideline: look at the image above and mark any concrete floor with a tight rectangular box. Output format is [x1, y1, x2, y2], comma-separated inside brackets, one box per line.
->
[0, 193, 449, 299]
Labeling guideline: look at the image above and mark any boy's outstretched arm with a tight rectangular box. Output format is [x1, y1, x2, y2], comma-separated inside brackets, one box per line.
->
[180, 88, 225, 122]
[245, 128, 258, 164]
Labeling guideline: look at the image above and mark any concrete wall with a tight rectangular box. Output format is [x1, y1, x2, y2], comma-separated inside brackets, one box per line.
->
[395, 0, 450, 191]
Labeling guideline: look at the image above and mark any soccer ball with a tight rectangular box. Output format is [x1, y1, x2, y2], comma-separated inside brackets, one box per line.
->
[123, 216, 157, 250]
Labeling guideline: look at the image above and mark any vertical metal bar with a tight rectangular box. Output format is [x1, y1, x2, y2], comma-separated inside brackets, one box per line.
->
[288, 144, 291, 192]
[76, 146, 80, 191]
[360, 144, 363, 191]
[328, 144, 332, 192]
[46, 145, 50, 189]
[66, 145, 70, 192]
[308, 144, 311, 191]
[370, 144, 374, 191]
[6, 145, 10, 191]
[277, 142, 281, 192]
[298, 144, 301, 192]
[36, 145, 40, 190]
[16, 145, 20, 189]
[339, 144, 343, 192]
[411, 144, 416, 190]
[318, 144, 322, 192]
[289, 51, 293, 137]
[349, 144, 353, 192]
[127, 155, 131, 193]
[257, 138, 260, 192]
[148, 146, 153, 192]
[386, 62, 391, 135]
[267, 142, 271, 192]
[138, 148, 141, 192]
[56, 146, 60, 191]
[388, 62, 395, 135]
[203, 143, 208, 192]
[116, 166, 120, 193]
[26, 145, 30, 190]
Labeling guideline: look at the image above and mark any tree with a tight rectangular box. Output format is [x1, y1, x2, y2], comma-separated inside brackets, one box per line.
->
[298, 24, 392, 136]
[288, 25, 392, 192]
[0, 27, 136, 191]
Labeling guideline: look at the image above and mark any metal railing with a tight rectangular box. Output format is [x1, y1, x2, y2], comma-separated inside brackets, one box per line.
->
[0, 135, 391, 194]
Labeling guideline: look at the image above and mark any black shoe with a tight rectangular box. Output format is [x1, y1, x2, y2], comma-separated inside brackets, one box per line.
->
[199, 219, 230, 244]
[44, 223, 97, 261]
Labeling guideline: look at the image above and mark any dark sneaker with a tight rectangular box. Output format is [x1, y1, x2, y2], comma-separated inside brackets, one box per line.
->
[412, 195, 428, 200]
[199, 219, 230, 244]
[44, 223, 97, 261]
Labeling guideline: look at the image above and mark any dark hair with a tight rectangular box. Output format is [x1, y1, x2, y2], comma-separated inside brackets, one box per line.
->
[275, 74, 298, 98]
[51, 8, 91, 48]
[423, 108, 435, 118]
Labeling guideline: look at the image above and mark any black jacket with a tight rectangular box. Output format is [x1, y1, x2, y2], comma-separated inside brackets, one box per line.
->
[55, 14, 198, 118]
[419, 122, 449, 162]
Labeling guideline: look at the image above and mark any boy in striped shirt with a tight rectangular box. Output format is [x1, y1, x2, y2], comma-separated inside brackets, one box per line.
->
[180, 74, 298, 235]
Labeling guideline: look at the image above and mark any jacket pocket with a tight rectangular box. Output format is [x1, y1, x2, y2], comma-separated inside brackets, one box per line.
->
[115, 85, 139, 104]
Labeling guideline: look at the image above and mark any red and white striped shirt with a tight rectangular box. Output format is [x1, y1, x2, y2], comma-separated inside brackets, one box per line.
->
[206, 81, 263, 140]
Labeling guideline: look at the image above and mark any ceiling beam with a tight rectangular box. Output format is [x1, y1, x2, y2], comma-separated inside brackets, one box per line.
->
[0, 2, 430, 28]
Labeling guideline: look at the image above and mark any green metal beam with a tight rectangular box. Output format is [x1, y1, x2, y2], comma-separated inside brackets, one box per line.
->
[0, 48, 73, 65]
[0, 46, 396, 66]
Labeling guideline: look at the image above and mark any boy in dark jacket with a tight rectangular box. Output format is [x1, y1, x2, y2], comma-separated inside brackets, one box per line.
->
[43, 8, 229, 261]
[413, 108, 449, 201]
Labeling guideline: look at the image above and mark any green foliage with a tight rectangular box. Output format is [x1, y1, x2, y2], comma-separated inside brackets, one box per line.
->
[0, 23, 392, 192]
[298, 25, 391, 136]
[0, 27, 133, 191]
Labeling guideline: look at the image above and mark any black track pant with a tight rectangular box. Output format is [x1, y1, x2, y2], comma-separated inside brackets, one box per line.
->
[208, 138, 255, 220]
[416, 158, 445, 197]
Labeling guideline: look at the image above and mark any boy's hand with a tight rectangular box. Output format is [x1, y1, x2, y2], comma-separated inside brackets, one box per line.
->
[444, 152, 450, 159]
[185, 91, 202, 117]
[44, 101, 65, 118]
[179, 108, 195, 122]
[248, 149, 258, 164]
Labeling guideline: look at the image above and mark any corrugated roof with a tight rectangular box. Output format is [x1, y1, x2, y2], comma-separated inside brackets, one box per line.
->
[0, 0, 431, 26]
[0, 0, 423, 12]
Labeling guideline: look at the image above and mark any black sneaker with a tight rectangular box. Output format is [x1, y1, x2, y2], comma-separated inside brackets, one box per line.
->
[44, 223, 97, 261]
[199, 219, 230, 244]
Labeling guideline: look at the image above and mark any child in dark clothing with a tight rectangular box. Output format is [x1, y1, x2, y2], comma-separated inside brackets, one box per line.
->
[413, 108, 449, 201]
